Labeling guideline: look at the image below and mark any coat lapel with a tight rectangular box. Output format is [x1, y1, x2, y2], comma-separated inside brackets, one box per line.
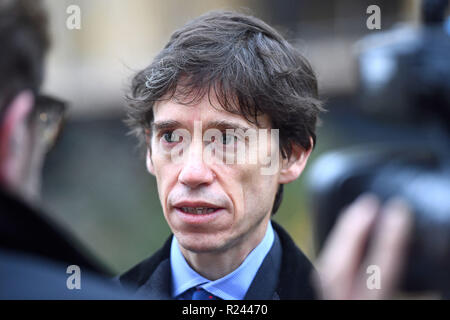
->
[134, 259, 173, 299]
[244, 230, 282, 300]
[272, 221, 318, 299]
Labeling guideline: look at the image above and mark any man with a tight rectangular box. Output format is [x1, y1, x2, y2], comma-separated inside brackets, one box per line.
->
[0, 0, 131, 299]
[118, 10, 324, 300]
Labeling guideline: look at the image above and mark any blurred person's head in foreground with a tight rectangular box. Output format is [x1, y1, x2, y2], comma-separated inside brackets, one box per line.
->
[0, 0, 64, 204]
[120, 10, 324, 300]
[0, 0, 134, 300]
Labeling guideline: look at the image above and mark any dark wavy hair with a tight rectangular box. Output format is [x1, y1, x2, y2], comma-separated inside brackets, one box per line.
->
[125, 10, 324, 215]
[0, 0, 49, 121]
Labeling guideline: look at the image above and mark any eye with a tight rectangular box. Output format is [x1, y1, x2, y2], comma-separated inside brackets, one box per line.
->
[220, 133, 237, 145]
[162, 131, 181, 143]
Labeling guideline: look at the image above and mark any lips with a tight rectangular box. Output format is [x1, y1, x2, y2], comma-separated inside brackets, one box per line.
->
[173, 201, 224, 216]
[173, 201, 224, 225]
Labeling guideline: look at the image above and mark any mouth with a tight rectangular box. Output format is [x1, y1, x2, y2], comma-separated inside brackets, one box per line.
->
[177, 207, 221, 215]
[172, 201, 226, 223]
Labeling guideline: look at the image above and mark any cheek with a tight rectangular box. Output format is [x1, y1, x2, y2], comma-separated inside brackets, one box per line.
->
[224, 163, 277, 218]
[242, 162, 280, 215]
[150, 153, 178, 205]
[150, 139, 173, 178]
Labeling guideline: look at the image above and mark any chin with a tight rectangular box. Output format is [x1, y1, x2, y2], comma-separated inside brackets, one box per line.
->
[176, 232, 230, 254]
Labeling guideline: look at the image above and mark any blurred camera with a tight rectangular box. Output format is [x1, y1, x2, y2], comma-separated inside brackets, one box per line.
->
[308, 0, 450, 293]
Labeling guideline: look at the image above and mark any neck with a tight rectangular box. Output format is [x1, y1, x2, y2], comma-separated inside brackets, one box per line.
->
[180, 218, 270, 280]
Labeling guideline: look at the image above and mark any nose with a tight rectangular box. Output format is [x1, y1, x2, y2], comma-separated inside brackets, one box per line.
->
[178, 143, 215, 189]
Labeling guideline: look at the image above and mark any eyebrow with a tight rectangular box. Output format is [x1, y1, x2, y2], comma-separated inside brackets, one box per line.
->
[205, 120, 252, 132]
[151, 120, 253, 132]
[151, 120, 182, 132]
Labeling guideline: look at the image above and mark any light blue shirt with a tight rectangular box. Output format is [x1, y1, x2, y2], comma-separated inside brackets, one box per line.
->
[170, 221, 275, 300]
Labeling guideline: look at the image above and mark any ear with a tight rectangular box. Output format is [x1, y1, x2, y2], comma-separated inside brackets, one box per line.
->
[0, 91, 34, 159]
[0, 91, 34, 185]
[146, 148, 155, 176]
[278, 137, 313, 184]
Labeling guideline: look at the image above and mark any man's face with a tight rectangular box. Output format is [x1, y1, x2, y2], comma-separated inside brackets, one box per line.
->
[147, 93, 282, 254]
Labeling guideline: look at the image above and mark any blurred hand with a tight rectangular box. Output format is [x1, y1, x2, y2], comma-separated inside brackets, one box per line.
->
[313, 194, 413, 299]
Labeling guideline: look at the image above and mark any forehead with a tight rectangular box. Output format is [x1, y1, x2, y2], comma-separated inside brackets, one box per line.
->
[152, 93, 271, 129]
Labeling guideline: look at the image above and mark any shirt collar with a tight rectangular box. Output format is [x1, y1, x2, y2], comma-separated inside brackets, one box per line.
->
[170, 221, 275, 300]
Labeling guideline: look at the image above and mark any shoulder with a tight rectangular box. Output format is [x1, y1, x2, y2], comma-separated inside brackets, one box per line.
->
[118, 234, 173, 291]
[0, 249, 131, 299]
[0, 189, 108, 275]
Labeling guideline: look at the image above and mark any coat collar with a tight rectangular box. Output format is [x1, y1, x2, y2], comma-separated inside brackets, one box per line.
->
[272, 221, 319, 299]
